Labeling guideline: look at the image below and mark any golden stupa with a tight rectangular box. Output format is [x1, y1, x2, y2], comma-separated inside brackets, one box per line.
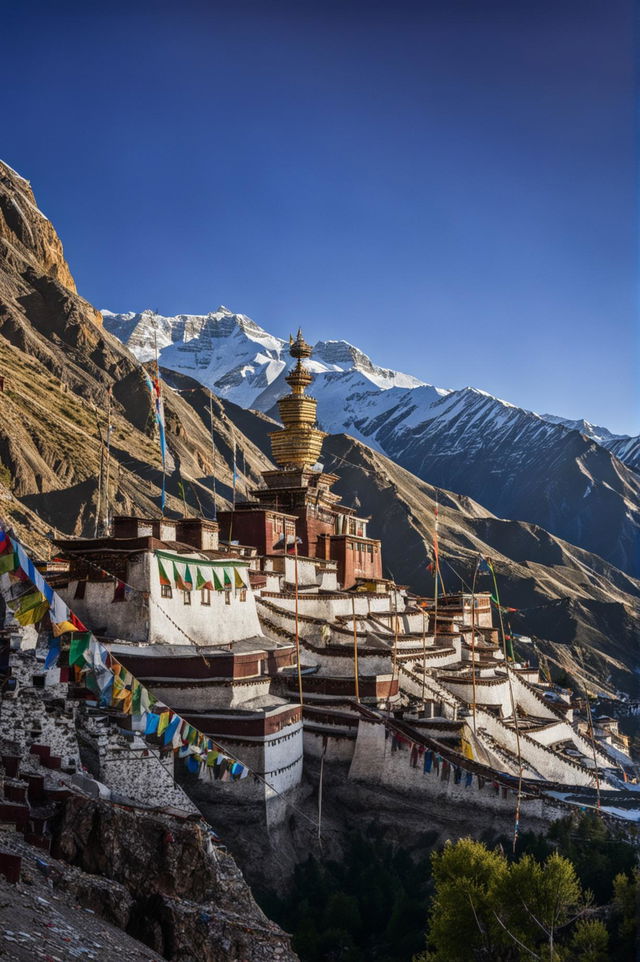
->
[269, 329, 327, 468]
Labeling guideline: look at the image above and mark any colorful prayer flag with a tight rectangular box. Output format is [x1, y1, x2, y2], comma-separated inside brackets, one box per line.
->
[69, 633, 91, 667]
[172, 562, 188, 591]
[164, 715, 181, 745]
[196, 568, 213, 591]
[145, 712, 160, 735]
[157, 558, 170, 587]
[11, 590, 49, 626]
[0, 549, 18, 576]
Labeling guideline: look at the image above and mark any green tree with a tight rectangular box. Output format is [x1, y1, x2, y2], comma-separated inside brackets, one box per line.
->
[417, 839, 593, 962]
[566, 919, 609, 962]
[419, 838, 511, 961]
[498, 852, 588, 960]
[610, 870, 638, 959]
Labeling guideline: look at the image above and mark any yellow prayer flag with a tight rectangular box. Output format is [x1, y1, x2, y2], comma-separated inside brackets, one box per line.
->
[52, 620, 77, 637]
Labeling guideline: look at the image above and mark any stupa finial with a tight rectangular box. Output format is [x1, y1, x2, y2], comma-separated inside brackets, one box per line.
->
[269, 329, 326, 468]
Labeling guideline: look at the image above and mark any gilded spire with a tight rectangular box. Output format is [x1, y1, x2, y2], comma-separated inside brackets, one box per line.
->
[269, 329, 327, 468]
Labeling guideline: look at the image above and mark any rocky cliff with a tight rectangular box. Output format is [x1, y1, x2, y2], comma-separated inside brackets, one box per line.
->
[51, 795, 297, 961]
[0, 160, 271, 555]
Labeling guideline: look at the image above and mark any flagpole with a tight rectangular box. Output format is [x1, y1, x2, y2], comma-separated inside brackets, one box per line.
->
[103, 386, 112, 534]
[421, 607, 427, 708]
[433, 500, 439, 650]
[351, 594, 360, 704]
[470, 557, 479, 735]
[232, 435, 237, 509]
[153, 328, 166, 517]
[209, 395, 217, 521]
[489, 557, 525, 850]
[293, 537, 303, 707]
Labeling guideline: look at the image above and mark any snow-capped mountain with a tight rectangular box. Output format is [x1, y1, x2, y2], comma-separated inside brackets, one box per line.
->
[103, 306, 640, 577]
[101, 306, 423, 412]
[539, 414, 640, 472]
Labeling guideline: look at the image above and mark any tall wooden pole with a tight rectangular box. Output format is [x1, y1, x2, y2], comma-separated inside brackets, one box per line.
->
[294, 538, 303, 706]
[351, 594, 360, 703]
[421, 608, 427, 708]
[584, 691, 601, 809]
[208, 395, 217, 520]
[471, 559, 479, 734]
[103, 387, 112, 533]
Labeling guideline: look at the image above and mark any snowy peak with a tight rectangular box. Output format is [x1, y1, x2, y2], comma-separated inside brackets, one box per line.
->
[102, 307, 423, 406]
[311, 339, 424, 388]
[103, 304, 639, 479]
[540, 413, 623, 444]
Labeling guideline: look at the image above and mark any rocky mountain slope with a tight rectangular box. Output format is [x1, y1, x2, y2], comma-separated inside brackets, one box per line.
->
[0, 162, 274, 553]
[103, 307, 640, 579]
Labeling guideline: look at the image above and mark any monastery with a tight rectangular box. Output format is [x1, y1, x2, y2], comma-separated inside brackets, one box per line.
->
[0, 331, 637, 837]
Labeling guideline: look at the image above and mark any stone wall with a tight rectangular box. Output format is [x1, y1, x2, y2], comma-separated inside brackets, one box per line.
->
[304, 728, 357, 762]
[97, 729, 198, 812]
[196, 721, 304, 803]
[0, 653, 80, 767]
[60, 551, 263, 648]
[147, 677, 273, 712]
[348, 718, 566, 826]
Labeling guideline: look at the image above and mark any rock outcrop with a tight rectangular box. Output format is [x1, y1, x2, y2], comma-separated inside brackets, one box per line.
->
[51, 796, 297, 961]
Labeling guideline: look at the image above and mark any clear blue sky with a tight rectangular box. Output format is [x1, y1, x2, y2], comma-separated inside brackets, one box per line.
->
[5, 0, 638, 434]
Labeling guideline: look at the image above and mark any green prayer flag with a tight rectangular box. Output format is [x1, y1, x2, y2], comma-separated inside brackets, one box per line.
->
[172, 561, 187, 591]
[0, 550, 17, 576]
[131, 681, 142, 714]
[69, 633, 91, 667]
[212, 569, 223, 591]
[157, 558, 171, 586]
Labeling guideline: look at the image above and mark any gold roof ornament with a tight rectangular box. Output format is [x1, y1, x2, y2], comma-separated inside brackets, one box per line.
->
[269, 328, 327, 468]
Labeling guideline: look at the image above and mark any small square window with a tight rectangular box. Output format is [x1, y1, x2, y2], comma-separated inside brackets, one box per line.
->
[224, 589, 231, 606]
[201, 588, 211, 606]
[161, 585, 172, 599]
[183, 591, 191, 605]
[239, 588, 247, 602]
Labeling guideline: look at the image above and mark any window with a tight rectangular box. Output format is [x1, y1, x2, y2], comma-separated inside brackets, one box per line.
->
[201, 588, 211, 606]
[224, 589, 231, 606]
[239, 588, 247, 602]
[183, 591, 191, 606]
[161, 585, 172, 599]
